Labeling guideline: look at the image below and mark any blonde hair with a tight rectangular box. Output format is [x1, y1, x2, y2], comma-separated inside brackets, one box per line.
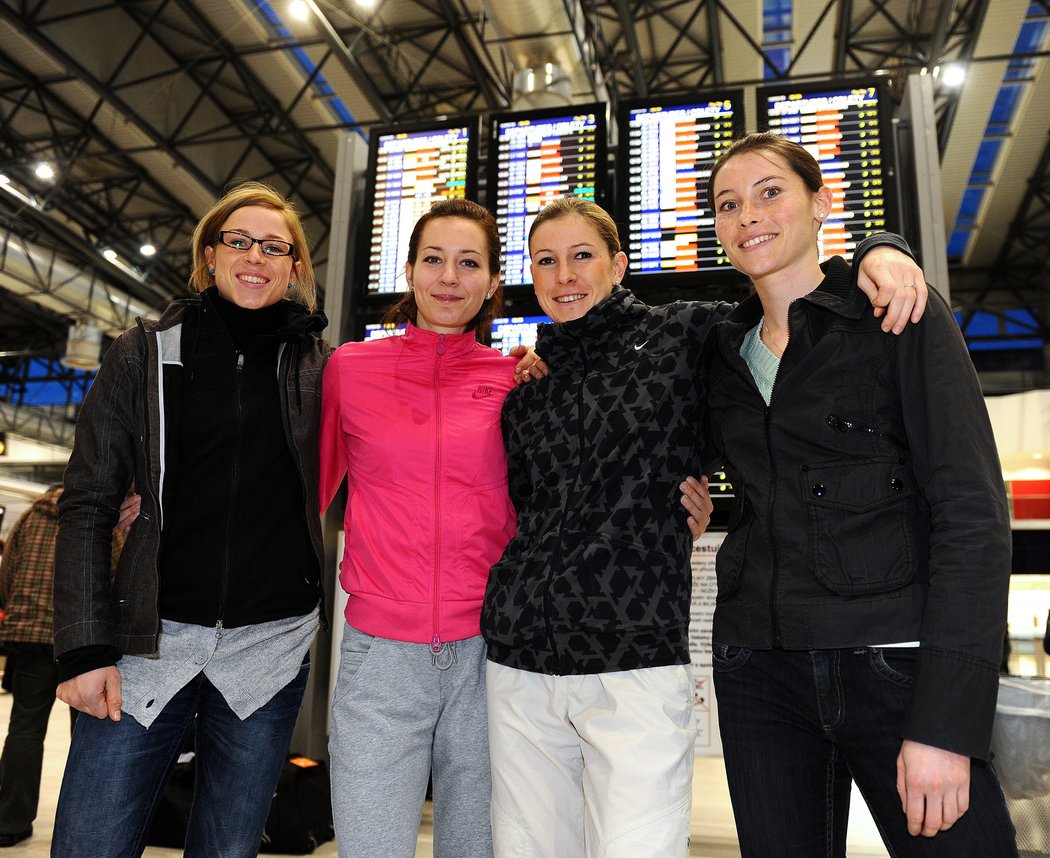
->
[528, 196, 621, 258]
[189, 181, 317, 312]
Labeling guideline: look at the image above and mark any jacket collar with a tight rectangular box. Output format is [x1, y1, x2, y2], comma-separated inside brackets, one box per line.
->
[719, 257, 859, 342]
[402, 321, 479, 356]
[537, 285, 645, 359]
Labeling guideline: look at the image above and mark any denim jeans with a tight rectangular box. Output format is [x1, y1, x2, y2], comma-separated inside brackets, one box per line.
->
[712, 645, 1018, 858]
[51, 663, 308, 858]
[0, 643, 61, 834]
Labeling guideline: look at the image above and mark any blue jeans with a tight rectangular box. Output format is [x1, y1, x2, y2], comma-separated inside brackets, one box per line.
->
[51, 663, 308, 858]
[712, 645, 1018, 858]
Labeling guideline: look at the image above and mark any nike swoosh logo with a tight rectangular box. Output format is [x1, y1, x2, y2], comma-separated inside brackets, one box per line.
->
[633, 340, 649, 351]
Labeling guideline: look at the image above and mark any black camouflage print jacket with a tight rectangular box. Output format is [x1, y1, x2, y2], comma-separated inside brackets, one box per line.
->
[482, 287, 730, 675]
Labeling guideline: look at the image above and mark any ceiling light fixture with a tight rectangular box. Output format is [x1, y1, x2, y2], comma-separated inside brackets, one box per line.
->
[288, 1, 309, 20]
[941, 64, 966, 87]
[140, 243, 156, 257]
[34, 162, 55, 180]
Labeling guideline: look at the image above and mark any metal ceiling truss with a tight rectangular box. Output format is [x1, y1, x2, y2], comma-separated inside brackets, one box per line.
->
[955, 128, 1050, 337]
[0, 0, 335, 307]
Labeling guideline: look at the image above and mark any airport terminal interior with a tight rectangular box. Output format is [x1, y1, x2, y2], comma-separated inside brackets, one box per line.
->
[2, 0, 1050, 855]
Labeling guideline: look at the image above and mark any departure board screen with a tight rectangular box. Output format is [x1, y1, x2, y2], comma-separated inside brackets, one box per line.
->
[363, 119, 478, 294]
[759, 81, 897, 262]
[491, 315, 552, 354]
[488, 104, 607, 288]
[616, 92, 744, 284]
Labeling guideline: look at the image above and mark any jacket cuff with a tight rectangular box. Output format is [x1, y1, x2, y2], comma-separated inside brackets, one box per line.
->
[56, 645, 122, 683]
[852, 233, 915, 278]
[903, 647, 1000, 760]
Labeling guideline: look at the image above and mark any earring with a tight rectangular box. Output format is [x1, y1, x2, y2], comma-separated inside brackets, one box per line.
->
[486, 291, 494, 300]
[287, 282, 295, 290]
[208, 267, 215, 275]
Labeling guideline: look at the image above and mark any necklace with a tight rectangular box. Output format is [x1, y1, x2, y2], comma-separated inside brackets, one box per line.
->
[760, 318, 783, 353]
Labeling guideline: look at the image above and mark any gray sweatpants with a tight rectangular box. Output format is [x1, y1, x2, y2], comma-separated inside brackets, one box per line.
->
[329, 623, 492, 858]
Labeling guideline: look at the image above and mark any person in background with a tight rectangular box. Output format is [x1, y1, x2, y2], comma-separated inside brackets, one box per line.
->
[481, 193, 926, 858]
[0, 486, 122, 849]
[703, 131, 1017, 856]
[52, 181, 329, 858]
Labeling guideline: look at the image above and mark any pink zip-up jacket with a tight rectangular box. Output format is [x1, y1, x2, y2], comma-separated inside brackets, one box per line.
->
[318, 323, 517, 647]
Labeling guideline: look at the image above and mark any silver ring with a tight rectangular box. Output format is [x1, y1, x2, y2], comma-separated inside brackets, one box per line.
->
[905, 282, 917, 289]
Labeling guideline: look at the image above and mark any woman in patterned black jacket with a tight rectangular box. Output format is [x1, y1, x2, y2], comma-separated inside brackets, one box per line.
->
[480, 195, 926, 858]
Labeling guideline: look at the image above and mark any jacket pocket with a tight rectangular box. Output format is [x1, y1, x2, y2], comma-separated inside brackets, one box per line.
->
[801, 457, 918, 595]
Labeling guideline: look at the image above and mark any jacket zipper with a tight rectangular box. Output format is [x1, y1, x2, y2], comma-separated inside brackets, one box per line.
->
[140, 318, 165, 639]
[217, 350, 246, 631]
[544, 336, 589, 674]
[431, 334, 446, 654]
[763, 309, 794, 648]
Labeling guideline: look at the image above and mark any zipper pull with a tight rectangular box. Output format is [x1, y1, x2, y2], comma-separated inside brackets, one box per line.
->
[215, 620, 225, 640]
[437, 335, 446, 355]
[431, 633, 441, 653]
[236, 352, 244, 372]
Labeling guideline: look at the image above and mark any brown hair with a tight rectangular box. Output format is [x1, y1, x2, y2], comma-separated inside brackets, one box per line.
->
[383, 198, 503, 338]
[706, 132, 824, 212]
[528, 196, 621, 258]
[189, 181, 317, 312]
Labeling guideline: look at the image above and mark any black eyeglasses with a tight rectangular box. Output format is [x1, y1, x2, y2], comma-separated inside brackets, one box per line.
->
[216, 231, 295, 258]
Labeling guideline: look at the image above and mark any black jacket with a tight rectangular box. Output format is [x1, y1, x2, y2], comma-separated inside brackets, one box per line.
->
[482, 287, 730, 675]
[703, 257, 1011, 760]
[55, 295, 329, 672]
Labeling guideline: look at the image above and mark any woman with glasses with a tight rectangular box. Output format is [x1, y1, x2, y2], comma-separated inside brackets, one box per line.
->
[52, 182, 330, 857]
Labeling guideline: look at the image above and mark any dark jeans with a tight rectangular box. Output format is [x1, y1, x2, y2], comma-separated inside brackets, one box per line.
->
[51, 663, 309, 858]
[712, 645, 1018, 858]
[0, 642, 60, 834]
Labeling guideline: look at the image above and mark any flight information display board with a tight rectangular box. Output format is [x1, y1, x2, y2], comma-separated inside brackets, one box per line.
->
[616, 92, 744, 285]
[490, 315, 551, 354]
[362, 119, 478, 295]
[759, 80, 897, 262]
[488, 104, 607, 289]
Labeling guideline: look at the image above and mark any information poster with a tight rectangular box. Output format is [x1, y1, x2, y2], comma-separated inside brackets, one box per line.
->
[690, 531, 725, 755]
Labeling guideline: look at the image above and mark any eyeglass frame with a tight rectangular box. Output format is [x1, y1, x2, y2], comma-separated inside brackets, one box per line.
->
[215, 230, 296, 258]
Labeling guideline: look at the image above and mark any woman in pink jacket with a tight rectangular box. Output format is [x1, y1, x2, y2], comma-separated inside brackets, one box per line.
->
[318, 198, 524, 858]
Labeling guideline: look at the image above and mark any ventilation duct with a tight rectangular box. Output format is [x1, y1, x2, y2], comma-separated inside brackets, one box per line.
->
[512, 64, 572, 110]
[61, 320, 103, 371]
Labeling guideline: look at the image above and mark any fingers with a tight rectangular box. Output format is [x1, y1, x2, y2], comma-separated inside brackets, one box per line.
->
[680, 475, 713, 540]
[513, 358, 549, 384]
[897, 740, 971, 837]
[117, 493, 141, 536]
[57, 668, 122, 721]
[856, 247, 928, 333]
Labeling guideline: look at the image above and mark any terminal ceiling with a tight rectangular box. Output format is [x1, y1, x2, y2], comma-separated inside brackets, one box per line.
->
[1, 0, 1049, 450]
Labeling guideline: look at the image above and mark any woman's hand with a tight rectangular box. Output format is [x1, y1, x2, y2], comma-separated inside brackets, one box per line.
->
[896, 739, 971, 837]
[117, 491, 141, 537]
[680, 475, 713, 540]
[57, 666, 123, 721]
[856, 247, 929, 334]
[509, 345, 550, 384]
